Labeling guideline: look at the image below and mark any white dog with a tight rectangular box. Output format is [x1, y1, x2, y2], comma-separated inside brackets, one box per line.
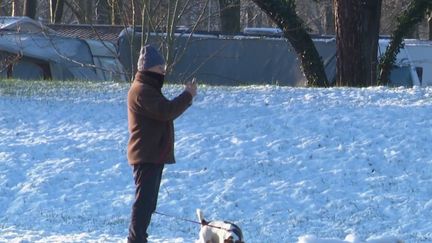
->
[298, 234, 404, 243]
[195, 209, 244, 243]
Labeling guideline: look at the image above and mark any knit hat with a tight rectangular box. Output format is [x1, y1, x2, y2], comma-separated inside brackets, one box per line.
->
[137, 45, 165, 71]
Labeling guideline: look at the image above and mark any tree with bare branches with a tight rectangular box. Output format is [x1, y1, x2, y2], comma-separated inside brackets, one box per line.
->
[11, 0, 19, 16]
[50, 0, 64, 23]
[219, 0, 240, 34]
[23, 0, 37, 19]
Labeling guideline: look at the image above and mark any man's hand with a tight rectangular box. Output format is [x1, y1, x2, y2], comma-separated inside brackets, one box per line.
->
[185, 79, 197, 98]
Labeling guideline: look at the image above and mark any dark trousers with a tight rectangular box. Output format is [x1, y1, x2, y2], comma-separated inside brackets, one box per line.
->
[128, 163, 164, 243]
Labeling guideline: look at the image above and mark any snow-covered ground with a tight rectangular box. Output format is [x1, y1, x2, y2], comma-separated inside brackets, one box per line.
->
[1, 81, 432, 242]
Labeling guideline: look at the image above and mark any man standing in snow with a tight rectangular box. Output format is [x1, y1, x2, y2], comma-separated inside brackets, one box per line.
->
[127, 44, 197, 243]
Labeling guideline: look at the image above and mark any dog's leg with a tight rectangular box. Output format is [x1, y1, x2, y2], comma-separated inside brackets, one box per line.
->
[195, 227, 209, 243]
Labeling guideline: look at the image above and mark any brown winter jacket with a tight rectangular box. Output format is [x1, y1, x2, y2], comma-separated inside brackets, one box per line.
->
[127, 71, 192, 165]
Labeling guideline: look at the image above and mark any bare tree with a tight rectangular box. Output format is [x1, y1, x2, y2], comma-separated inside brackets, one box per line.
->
[50, 0, 65, 23]
[118, 0, 212, 78]
[334, 0, 382, 87]
[219, 0, 240, 34]
[243, 2, 273, 28]
[380, 0, 430, 39]
[82, 0, 94, 24]
[78, 0, 125, 25]
[64, 0, 94, 24]
[96, 0, 111, 24]
[108, 0, 123, 25]
[165, 0, 211, 73]
[381, 0, 408, 34]
[0, 0, 5, 15]
[24, 0, 38, 19]
[322, 0, 334, 34]
[12, 0, 18, 16]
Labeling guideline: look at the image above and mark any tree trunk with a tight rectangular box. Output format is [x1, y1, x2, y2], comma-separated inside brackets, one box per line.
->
[85, 0, 93, 24]
[96, 0, 111, 24]
[252, 0, 329, 87]
[140, 0, 151, 46]
[98, 0, 123, 25]
[0, 0, 4, 15]
[78, 0, 93, 24]
[23, 0, 37, 19]
[111, 0, 116, 25]
[323, 0, 334, 35]
[51, 0, 65, 23]
[110, 0, 123, 25]
[429, 14, 432, 40]
[334, 0, 381, 87]
[218, 0, 240, 34]
[379, 0, 432, 85]
[12, 0, 18, 16]
[364, 0, 382, 86]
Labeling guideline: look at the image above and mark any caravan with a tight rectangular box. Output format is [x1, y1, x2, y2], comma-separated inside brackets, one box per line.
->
[0, 17, 127, 82]
[379, 39, 432, 87]
[118, 27, 431, 87]
[404, 39, 432, 86]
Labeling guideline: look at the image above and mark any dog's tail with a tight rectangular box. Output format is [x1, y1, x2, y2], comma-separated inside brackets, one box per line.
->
[196, 209, 207, 225]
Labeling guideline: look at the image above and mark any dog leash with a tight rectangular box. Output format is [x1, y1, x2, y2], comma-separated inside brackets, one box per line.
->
[154, 211, 201, 225]
[153, 211, 232, 232]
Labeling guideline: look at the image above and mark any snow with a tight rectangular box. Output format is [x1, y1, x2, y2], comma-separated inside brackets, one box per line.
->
[1, 81, 432, 242]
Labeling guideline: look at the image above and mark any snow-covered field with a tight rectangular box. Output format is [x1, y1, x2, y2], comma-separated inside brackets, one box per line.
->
[1, 81, 432, 242]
